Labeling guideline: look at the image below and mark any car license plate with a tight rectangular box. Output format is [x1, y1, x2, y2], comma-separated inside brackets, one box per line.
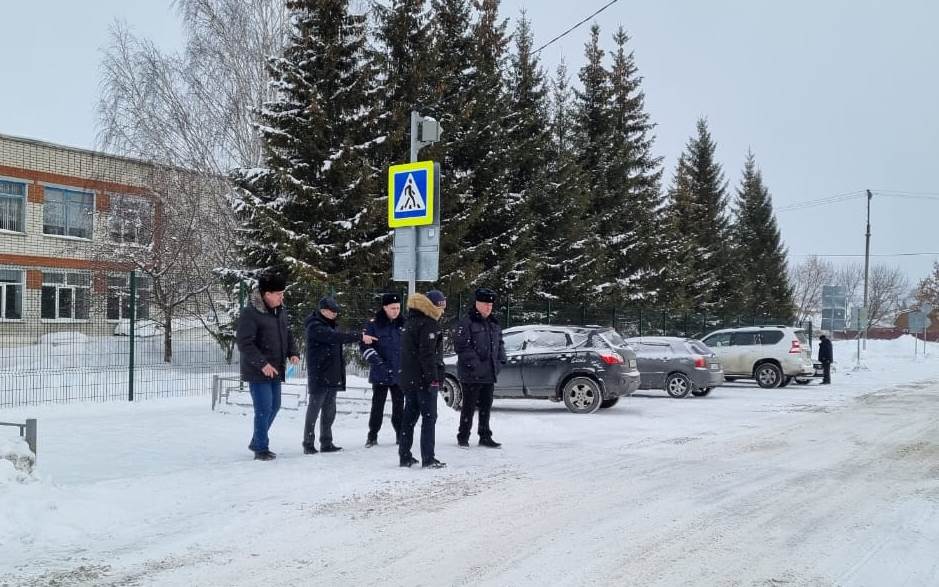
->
[710, 363, 720, 370]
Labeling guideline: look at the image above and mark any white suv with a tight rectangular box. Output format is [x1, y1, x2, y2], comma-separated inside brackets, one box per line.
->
[700, 326, 814, 388]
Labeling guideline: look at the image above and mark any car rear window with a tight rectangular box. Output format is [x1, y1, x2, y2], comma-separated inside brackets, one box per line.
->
[794, 330, 809, 345]
[600, 330, 626, 348]
[760, 331, 784, 345]
[686, 341, 711, 355]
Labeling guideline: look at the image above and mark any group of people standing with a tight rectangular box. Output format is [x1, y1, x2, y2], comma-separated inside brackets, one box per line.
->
[235, 272, 507, 469]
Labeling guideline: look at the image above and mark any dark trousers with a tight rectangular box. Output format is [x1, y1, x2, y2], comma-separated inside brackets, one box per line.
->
[248, 381, 281, 453]
[303, 388, 337, 449]
[399, 386, 438, 465]
[458, 382, 494, 442]
[368, 384, 404, 441]
[822, 360, 832, 384]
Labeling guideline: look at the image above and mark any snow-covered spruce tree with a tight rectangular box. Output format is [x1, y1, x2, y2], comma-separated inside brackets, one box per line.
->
[422, 0, 487, 292]
[232, 0, 387, 311]
[572, 23, 614, 296]
[373, 0, 433, 168]
[529, 60, 593, 301]
[472, 7, 541, 296]
[663, 119, 732, 312]
[731, 151, 794, 320]
[603, 26, 665, 305]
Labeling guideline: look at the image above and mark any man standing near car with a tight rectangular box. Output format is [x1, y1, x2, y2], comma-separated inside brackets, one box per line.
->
[818, 334, 833, 384]
[455, 287, 506, 449]
[303, 296, 377, 454]
[236, 272, 300, 461]
[398, 290, 447, 468]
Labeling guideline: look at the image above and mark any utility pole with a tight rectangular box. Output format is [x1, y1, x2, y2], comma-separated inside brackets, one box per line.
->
[862, 189, 872, 350]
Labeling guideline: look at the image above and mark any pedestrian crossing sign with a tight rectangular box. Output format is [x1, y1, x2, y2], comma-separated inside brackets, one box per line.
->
[388, 160, 435, 228]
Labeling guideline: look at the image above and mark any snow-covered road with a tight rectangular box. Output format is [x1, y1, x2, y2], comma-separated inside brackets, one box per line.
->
[2, 339, 938, 586]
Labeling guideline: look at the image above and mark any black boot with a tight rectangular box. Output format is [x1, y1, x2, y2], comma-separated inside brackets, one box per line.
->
[365, 436, 377, 448]
[422, 458, 447, 469]
[320, 444, 343, 453]
[479, 437, 502, 449]
[303, 445, 318, 455]
[400, 455, 419, 467]
[254, 451, 276, 461]
[457, 437, 469, 448]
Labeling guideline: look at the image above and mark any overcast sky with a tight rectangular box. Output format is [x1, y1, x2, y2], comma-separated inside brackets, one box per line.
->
[2, 1, 937, 281]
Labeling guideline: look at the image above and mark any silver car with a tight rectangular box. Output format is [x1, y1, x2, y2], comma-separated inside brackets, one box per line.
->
[625, 337, 724, 398]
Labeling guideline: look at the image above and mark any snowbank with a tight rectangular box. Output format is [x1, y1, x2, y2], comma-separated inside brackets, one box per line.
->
[0, 434, 36, 484]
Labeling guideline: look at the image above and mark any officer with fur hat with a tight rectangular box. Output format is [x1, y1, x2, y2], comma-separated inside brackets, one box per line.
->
[303, 296, 377, 454]
[236, 271, 300, 461]
[360, 292, 405, 447]
[454, 287, 506, 449]
[398, 289, 448, 468]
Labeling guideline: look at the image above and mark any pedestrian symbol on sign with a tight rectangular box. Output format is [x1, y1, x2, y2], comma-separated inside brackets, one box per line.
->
[394, 174, 426, 213]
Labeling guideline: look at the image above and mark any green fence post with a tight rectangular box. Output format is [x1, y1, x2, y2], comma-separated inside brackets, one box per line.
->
[128, 270, 136, 402]
[638, 308, 643, 337]
[546, 299, 551, 325]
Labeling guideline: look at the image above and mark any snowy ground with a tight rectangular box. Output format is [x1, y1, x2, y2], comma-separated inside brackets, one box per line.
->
[1, 338, 938, 586]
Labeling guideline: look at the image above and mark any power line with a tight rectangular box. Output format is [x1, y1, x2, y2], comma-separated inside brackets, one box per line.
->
[790, 252, 939, 258]
[876, 192, 939, 202]
[533, 0, 621, 55]
[775, 190, 866, 212]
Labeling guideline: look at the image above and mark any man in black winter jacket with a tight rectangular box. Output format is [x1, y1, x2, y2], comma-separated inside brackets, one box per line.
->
[818, 334, 833, 384]
[360, 292, 405, 447]
[303, 296, 376, 454]
[454, 288, 507, 449]
[236, 272, 300, 461]
[398, 290, 447, 468]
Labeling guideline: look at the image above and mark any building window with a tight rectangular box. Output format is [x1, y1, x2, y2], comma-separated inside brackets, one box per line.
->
[0, 268, 23, 320]
[43, 187, 94, 239]
[109, 194, 153, 245]
[106, 274, 152, 321]
[0, 179, 26, 233]
[41, 271, 91, 320]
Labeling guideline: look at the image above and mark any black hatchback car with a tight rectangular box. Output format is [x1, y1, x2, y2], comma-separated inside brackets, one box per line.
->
[441, 325, 641, 414]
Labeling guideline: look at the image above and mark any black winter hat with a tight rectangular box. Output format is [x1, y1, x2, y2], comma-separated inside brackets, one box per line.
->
[475, 287, 497, 303]
[381, 292, 401, 307]
[258, 272, 287, 293]
[319, 296, 341, 313]
[426, 290, 446, 306]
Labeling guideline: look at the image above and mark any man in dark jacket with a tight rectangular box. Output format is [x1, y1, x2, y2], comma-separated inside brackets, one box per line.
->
[236, 272, 300, 461]
[454, 287, 507, 449]
[818, 334, 833, 384]
[398, 290, 447, 468]
[303, 296, 376, 454]
[361, 292, 405, 447]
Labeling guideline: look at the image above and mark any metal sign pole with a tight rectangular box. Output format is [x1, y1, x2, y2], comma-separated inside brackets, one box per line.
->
[407, 111, 420, 298]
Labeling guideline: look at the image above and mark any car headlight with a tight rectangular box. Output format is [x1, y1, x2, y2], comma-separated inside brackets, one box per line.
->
[628, 359, 637, 369]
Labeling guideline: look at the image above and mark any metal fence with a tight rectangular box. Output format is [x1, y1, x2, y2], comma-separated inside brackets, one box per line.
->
[0, 273, 802, 408]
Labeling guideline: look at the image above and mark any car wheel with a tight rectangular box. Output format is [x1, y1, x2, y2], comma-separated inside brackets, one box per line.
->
[691, 387, 712, 397]
[562, 377, 603, 414]
[600, 397, 620, 409]
[441, 377, 462, 411]
[665, 372, 692, 398]
[795, 378, 812, 385]
[779, 376, 793, 388]
[755, 363, 783, 389]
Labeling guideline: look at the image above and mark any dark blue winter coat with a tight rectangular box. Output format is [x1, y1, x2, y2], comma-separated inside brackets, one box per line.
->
[454, 308, 506, 384]
[359, 308, 404, 385]
[304, 311, 360, 394]
[236, 290, 298, 383]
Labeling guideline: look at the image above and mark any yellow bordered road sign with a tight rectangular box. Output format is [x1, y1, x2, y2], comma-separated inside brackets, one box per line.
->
[388, 160, 435, 228]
